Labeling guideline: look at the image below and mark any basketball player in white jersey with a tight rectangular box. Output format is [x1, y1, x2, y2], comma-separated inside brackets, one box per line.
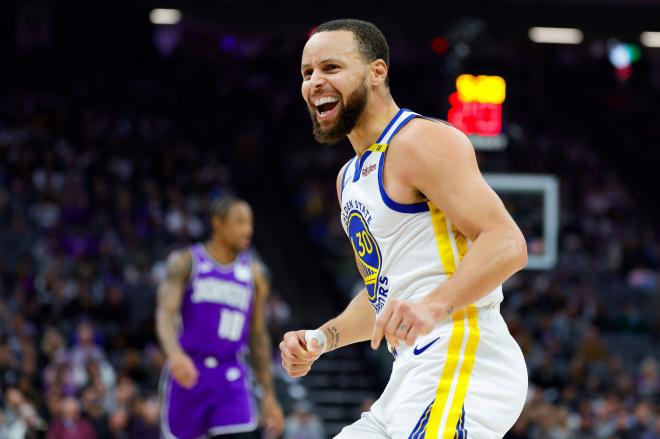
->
[280, 19, 528, 439]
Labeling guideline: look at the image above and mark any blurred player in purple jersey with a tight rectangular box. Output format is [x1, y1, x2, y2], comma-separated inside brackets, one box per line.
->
[156, 196, 284, 439]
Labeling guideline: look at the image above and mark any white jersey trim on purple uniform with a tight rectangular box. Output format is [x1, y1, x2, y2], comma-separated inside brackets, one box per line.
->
[208, 418, 259, 436]
[200, 244, 240, 273]
[159, 365, 178, 439]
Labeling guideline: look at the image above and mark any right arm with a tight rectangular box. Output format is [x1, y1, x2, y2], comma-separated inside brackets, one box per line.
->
[317, 288, 374, 352]
[156, 250, 199, 388]
[280, 289, 375, 378]
[280, 163, 376, 377]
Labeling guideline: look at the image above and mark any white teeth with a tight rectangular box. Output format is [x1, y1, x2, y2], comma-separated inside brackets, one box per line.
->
[313, 96, 339, 107]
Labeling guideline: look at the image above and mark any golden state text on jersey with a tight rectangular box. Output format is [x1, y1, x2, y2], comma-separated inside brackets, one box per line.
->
[342, 201, 389, 313]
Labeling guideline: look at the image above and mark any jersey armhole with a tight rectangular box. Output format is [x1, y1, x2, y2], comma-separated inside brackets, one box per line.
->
[249, 253, 265, 293]
[186, 246, 199, 286]
[377, 114, 430, 214]
[339, 156, 356, 203]
[377, 153, 429, 213]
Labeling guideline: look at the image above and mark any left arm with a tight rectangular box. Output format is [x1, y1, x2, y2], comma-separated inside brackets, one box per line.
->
[371, 120, 527, 348]
[249, 262, 284, 437]
[409, 122, 527, 316]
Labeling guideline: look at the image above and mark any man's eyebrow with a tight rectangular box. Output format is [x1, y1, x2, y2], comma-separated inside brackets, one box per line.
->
[301, 58, 344, 70]
[320, 57, 343, 64]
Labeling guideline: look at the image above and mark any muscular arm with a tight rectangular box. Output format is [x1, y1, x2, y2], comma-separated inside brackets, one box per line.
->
[248, 264, 276, 398]
[394, 120, 527, 318]
[156, 250, 192, 357]
[318, 288, 374, 352]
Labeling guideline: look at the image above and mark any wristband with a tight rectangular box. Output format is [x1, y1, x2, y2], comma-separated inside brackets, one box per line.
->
[304, 329, 327, 354]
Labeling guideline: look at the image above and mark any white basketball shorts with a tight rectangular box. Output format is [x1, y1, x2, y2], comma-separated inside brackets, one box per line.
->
[335, 305, 527, 439]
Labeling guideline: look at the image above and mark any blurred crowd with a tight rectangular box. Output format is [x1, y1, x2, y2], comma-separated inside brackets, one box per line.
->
[0, 13, 659, 439]
[0, 63, 297, 436]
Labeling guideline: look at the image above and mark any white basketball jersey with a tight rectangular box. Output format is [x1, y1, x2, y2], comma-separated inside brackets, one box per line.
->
[340, 109, 502, 314]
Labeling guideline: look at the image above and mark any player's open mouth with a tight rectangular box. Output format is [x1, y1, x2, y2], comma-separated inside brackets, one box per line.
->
[313, 96, 340, 121]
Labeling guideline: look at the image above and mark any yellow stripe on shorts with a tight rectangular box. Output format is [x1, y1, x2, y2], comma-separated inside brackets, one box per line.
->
[440, 306, 480, 439]
[423, 310, 466, 437]
[422, 307, 480, 439]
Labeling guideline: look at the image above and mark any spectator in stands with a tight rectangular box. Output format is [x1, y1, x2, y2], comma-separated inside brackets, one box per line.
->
[284, 401, 325, 439]
[0, 387, 44, 438]
[67, 322, 115, 394]
[638, 357, 660, 397]
[47, 396, 96, 439]
[79, 385, 107, 436]
[641, 418, 660, 439]
[0, 343, 20, 390]
[104, 407, 129, 439]
[129, 396, 159, 439]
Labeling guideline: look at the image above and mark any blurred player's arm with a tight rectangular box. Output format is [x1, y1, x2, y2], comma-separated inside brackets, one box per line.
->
[248, 264, 284, 437]
[156, 250, 190, 357]
[156, 250, 198, 388]
[247, 264, 273, 394]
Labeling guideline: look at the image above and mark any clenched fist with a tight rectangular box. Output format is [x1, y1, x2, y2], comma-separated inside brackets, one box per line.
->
[279, 330, 324, 378]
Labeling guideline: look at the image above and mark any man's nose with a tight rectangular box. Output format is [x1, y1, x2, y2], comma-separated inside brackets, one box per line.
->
[309, 69, 326, 88]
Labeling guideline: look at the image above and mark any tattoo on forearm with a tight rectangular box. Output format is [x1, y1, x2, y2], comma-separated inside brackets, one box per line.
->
[250, 330, 274, 393]
[156, 251, 191, 357]
[327, 326, 339, 351]
[156, 311, 180, 357]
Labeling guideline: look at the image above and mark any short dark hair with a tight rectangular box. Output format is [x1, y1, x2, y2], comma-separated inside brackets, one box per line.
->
[313, 19, 390, 70]
[211, 195, 246, 221]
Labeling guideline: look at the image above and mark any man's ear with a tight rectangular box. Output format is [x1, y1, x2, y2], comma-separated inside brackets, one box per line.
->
[370, 59, 388, 86]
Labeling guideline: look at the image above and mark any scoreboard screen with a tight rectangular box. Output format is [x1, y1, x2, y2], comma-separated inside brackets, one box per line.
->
[448, 74, 508, 151]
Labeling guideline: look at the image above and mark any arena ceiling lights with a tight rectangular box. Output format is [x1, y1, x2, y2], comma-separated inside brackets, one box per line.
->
[640, 32, 660, 48]
[528, 27, 584, 44]
[149, 8, 182, 25]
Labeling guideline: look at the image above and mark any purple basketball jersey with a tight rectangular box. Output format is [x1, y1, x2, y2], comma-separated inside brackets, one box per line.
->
[161, 244, 258, 438]
[179, 244, 255, 359]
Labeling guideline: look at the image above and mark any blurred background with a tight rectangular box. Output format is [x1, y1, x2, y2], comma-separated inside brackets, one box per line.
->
[0, 0, 659, 438]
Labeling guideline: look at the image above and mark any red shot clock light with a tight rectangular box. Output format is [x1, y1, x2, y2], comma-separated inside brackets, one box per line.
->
[448, 74, 506, 137]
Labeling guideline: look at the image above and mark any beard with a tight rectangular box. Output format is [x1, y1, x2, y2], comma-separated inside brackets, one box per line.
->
[308, 81, 368, 145]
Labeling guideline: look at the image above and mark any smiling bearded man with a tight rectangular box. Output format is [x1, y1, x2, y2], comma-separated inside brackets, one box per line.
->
[281, 19, 530, 439]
